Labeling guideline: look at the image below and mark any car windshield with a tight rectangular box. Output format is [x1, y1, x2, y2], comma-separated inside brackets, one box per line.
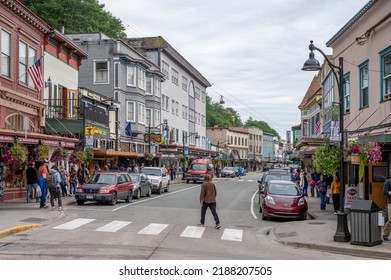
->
[268, 183, 300, 196]
[223, 167, 234, 171]
[190, 164, 207, 171]
[88, 174, 116, 184]
[265, 174, 292, 182]
[130, 175, 139, 182]
[142, 168, 161, 176]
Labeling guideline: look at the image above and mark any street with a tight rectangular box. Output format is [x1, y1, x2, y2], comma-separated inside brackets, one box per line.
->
[0, 173, 373, 260]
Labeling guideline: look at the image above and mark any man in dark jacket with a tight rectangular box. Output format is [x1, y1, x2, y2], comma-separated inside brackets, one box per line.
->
[26, 162, 39, 203]
[199, 174, 221, 229]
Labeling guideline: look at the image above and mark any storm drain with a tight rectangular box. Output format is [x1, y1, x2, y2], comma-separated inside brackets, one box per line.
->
[307, 222, 325, 225]
[20, 218, 47, 223]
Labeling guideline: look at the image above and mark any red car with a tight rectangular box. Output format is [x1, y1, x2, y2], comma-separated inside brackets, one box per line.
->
[75, 172, 134, 205]
[259, 180, 308, 220]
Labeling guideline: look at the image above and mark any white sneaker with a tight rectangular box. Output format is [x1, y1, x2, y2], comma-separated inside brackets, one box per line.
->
[52, 207, 56, 211]
[58, 207, 62, 211]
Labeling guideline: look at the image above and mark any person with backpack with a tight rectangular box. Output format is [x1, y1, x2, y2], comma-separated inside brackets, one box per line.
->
[59, 166, 69, 197]
[37, 159, 50, 209]
[47, 165, 63, 211]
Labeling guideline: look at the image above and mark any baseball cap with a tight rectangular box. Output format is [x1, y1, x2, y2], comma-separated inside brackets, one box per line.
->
[44, 159, 50, 163]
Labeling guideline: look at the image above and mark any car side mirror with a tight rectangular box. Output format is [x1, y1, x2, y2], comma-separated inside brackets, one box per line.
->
[257, 180, 262, 184]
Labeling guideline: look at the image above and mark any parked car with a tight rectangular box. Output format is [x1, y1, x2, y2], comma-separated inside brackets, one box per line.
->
[257, 171, 293, 204]
[141, 167, 170, 194]
[259, 180, 308, 220]
[220, 167, 236, 178]
[185, 158, 214, 183]
[75, 172, 134, 206]
[129, 173, 152, 199]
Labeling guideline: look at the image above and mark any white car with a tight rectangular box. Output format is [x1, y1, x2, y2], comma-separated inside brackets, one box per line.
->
[141, 167, 170, 194]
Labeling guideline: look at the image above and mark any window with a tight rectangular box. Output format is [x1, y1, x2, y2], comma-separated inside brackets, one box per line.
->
[138, 102, 145, 124]
[172, 99, 175, 114]
[359, 61, 369, 108]
[127, 65, 136, 86]
[201, 91, 206, 103]
[155, 79, 161, 97]
[114, 62, 119, 88]
[146, 108, 152, 126]
[162, 94, 166, 111]
[146, 76, 153, 94]
[172, 68, 179, 85]
[126, 101, 136, 122]
[165, 96, 169, 111]
[162, 61, 169, 78]
[1, 30, 11, 77]
[381, 48, 391, 100]
[95, 60, 109, 84]
[19, 41, 27, 85]
[154, 109, 160, 127]
[182, 76, 188, 91]
[343, 73, 350, 113]
[176, 101, 179, 116]
[138, 68, 146, 90]
[195, 86, 201, 100]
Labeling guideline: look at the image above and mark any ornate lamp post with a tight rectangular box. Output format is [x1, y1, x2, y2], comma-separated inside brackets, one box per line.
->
[302, 40, 350, 242]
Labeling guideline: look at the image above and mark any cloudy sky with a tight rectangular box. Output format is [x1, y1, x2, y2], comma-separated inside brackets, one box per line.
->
[99, 0, 369, 138]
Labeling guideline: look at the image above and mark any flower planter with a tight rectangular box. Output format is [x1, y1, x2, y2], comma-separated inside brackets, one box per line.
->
[350, 153, 360, 165]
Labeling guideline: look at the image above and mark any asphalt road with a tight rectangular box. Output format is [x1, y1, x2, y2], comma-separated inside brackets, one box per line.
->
[0, 173, 372, 260]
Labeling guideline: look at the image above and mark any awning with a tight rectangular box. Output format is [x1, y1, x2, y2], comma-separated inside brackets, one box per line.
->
[357, 129, 391, 144]
[93, 150, 138, 157]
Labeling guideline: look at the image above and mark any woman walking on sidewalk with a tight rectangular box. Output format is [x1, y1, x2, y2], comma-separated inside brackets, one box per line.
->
[330, 174, 341, 214]
[316, 174, 327, 210]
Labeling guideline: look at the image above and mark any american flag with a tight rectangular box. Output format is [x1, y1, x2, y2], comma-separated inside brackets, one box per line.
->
[315, 120, 321, 135]
[27, 58, 43, 92]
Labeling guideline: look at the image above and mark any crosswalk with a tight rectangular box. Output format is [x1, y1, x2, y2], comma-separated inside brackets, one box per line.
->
[52, 218, 243, 242]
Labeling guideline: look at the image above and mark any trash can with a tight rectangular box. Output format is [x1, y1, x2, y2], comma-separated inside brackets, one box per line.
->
[350, 200, 383, 246]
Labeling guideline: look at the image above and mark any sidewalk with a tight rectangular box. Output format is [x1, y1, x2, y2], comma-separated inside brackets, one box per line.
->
[1, 185, 391, 259]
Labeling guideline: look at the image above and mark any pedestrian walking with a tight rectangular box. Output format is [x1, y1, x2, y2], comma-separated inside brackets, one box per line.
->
[238, 166, 243, 179]
[316, 174, 328, 210]
[69, 166, 78, 196]
[330, 174, 341, 214]
[310, 175, 316, 197]
[301, 172, 308, 196]
[199, 174, 221, 229]
[25, 162, 39, 203]
[382, 176, 391, 242]
[48, 165, 63, 211]
[59, 166, 69, 197]
[37, 159, 50, 209]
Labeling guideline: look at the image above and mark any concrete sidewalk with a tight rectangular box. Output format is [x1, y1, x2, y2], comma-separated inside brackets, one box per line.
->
[1, 183, 391, 259]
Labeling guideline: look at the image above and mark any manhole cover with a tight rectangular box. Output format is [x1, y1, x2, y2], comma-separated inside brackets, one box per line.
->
[20, 217, 47, 223]
[276, 232, 297, 238]
[308, 222, 325, 225]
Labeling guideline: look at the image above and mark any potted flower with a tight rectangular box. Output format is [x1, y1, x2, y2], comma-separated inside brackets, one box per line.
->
[362, 141, 382, 165]
[2, 142, 28, 164]
[50, 147, 68, 162]
[145, 153, 155, 161]
[346, 140, 360, 164]
[313, 142, 341, 175]
[35, 144, 49, 162]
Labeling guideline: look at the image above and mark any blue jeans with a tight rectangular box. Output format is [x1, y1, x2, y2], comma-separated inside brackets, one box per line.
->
[38, 177, 47, 208]
[69, 182, 77, 195]
[27, 183, 39, 203]
[319, 192, 327, 210]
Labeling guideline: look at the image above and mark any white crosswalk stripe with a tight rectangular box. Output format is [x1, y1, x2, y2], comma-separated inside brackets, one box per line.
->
[180, 226, 205, 238]
[53, 218, 95, 230]
[137, 223, 169, 235]
[95, 220, 132, 232]
[221, 228, 243, 242]
[53, 219, 245, 242]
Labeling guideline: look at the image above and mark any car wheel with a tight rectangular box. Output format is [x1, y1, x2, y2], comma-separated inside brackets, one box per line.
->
[146, 187, 152, 197]
[259, 206, 262, 213]
[125, 190, 133, 203]
[164, 181, 170, 192]
[136, 188, 141, 199]
[186, 179, 189, 184]
[76, 200, 85, 205]
[156, 183, 162, 195]
[109, 191, 118, 205]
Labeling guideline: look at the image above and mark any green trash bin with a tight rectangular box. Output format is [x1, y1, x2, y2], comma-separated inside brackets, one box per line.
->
[350, 200, 383, 246]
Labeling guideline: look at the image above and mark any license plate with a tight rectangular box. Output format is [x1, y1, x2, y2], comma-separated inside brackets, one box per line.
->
[86, 195, 94, 199]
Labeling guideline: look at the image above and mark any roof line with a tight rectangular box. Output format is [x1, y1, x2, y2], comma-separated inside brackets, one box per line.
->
[326, 0, 378, 47]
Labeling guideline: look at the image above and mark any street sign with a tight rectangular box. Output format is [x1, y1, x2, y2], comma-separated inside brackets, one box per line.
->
[330, 121, 340, 141]
[144, 133, 162, 142]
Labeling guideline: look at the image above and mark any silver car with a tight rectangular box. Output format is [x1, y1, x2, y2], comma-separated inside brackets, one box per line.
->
[129, 173, 152, 199]
[141, 167, 170, 194]
[220, 167, 236, 178]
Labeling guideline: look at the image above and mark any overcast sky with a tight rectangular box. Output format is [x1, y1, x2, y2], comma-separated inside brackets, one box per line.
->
[99, 0, 369, 139]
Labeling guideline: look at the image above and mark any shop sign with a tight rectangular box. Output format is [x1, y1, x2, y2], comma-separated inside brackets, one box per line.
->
[86, 126, 107, 136]
[85, 135, 94, 148]
[18, 138, 39, 145]
[344, 184, 359, 208]
[41, 140, 60, 146]
[61, 141, 76, 148]
[0, 136, 13, 143]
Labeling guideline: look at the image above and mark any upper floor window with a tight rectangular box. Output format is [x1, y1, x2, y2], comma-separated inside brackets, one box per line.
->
[19, 42, 37, 88]
[182, 76, 188, 91]
[172, 68, 179, 85]
[127, 65, 136, 86]
[155, 79, 161, 97]
[138, 68, 146, 90]
[201, 91, 206, 103]
[195, 86, 201, 100]
[146, 76, 153, 94]
[162, 94, 166, 111]
[171, 99, 175, 115]
[138, 102, 145, 124]
[343, 73, 350, 113]
[162, 61, 169, 78]
[146, 108, 152, 126]
[1, 30, 11, 78]
[381, 48, 391, 100]
[359, 61, 369, 108]
[126, 101, 136, 122]
[154, 109, 161, 127]
[94, 60, 109, 84]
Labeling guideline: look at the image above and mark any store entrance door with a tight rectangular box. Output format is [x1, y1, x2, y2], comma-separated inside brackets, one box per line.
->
[368, 162, 388, 209]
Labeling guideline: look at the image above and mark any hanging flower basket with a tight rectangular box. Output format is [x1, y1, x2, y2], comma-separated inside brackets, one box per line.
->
[313, 141, 341, 175]
[145, 153, 155, 161]
[350, 153, 360, 164]
[68, 148, 93, 164]
[50, 147, 68, 162]
[35, 144, 49, 161]
[2, 142, 28, 164]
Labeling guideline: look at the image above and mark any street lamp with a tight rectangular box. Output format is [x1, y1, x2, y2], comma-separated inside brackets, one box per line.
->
[182, 131, 200, 179]
[302, 40, 350, 242]
[147, 119, 169, 154]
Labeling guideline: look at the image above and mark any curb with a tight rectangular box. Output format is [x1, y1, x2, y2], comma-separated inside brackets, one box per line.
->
[0, 224, 42, 239]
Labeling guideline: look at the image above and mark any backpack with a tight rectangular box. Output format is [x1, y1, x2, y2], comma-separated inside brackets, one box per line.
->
[46, 173, 57, 189]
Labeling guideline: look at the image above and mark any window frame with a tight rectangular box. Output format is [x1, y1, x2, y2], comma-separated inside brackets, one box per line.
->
[94, 60, 109, 84]
[359, 60, 369, 108]
[1, 30, 11, 78]
[380, 46, 391, 101]
[138, 68, 146, 90]
[126, 101, 136, 122]
[127, 65, 136, 86]
[146, 75, 153, 95]
[343, 72, 350, 113]
[138, 102, 146, 124]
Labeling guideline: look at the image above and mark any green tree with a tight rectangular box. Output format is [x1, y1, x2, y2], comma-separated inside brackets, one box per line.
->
[20, 0, 126, 38]
[313, 142, 340, 175]
[244, 117, 280, 139]
[206, 96, 242, 127]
